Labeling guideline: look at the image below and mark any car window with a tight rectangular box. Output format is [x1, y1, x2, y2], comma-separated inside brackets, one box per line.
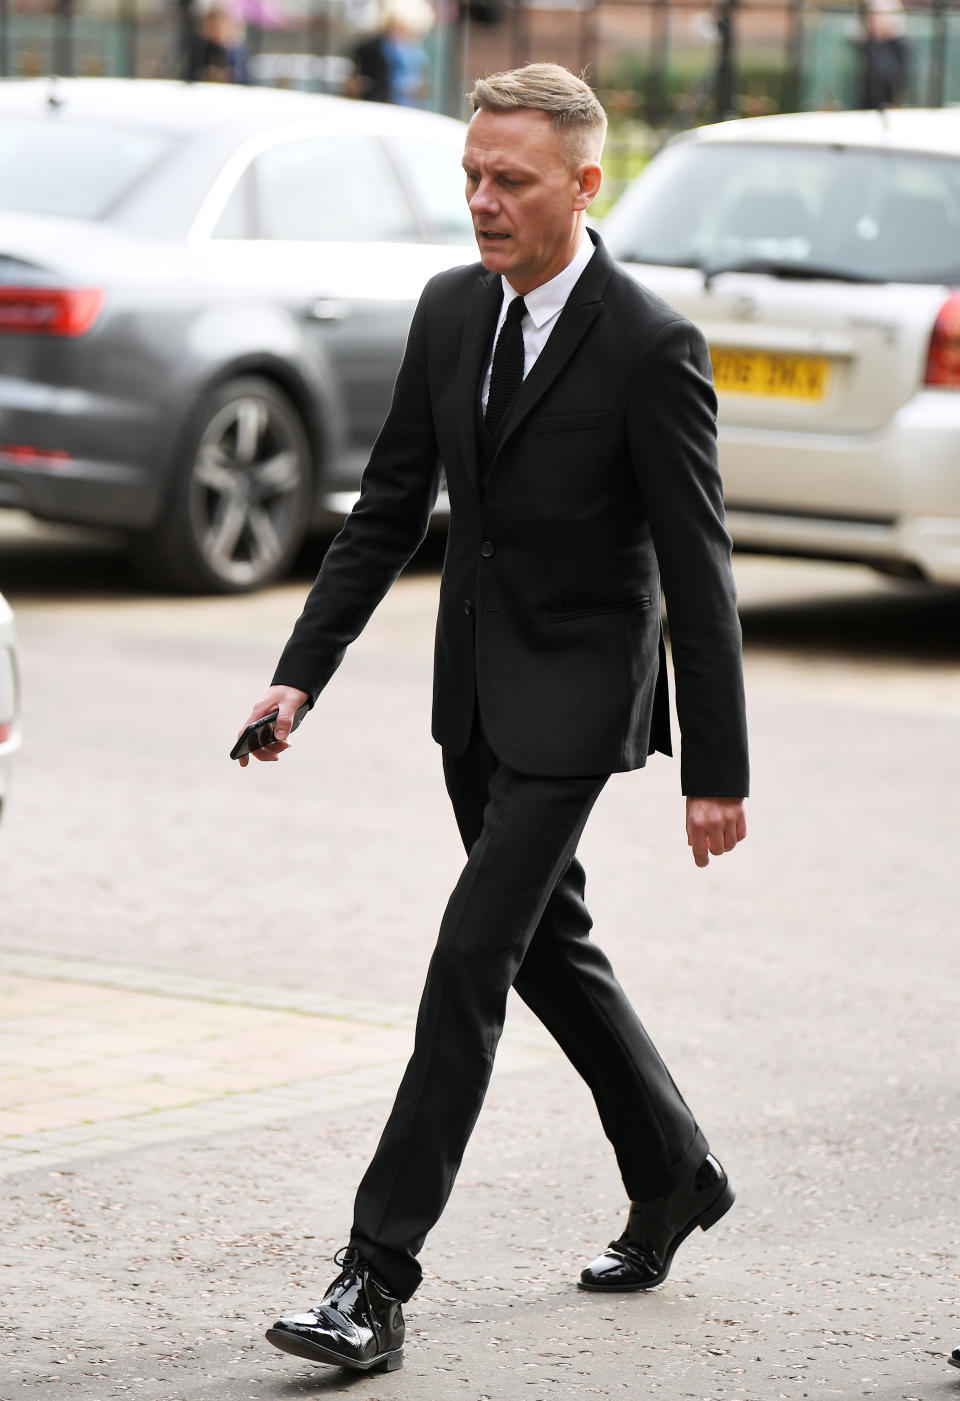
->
[0, 119, 174, 220]
[387, 134, 474, 244]
[603, 141, 960, 284]
[218, 134, 420, 242]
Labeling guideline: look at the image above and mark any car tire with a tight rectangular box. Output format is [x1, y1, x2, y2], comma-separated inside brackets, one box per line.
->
[143, 376, 313, 594]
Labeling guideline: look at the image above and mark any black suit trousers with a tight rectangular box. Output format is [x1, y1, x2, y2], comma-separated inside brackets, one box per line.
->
[349, 715, 708, 1301]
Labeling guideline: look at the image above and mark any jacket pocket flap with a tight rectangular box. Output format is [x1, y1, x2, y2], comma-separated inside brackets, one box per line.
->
[551, 595, 652, 622]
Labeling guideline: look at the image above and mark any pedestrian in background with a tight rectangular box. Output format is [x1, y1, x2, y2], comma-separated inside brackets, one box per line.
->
[187, 3, 251, 85]
[346, 0, 434, 106]
[856, 0, 910, 108]
[236, 62, 749, 1375]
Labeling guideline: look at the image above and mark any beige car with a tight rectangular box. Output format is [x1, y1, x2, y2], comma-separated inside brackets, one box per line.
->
[0, 591, 21, 823]
[604, 108, 960, 586]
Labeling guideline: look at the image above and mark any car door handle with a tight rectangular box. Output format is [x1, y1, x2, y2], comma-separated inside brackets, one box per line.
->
[305, 298, 350, 323]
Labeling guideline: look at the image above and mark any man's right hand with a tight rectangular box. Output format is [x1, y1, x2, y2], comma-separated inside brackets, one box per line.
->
[236, 685, 310, 768]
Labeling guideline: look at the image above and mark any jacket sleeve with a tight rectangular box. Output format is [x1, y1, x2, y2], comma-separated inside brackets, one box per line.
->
[628, 317, 749, 797]
[271, 283, 442, 703]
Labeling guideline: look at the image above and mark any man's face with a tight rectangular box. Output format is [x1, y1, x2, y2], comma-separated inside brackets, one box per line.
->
[462, 108, 599, 295]
[205, 10, 231, 42]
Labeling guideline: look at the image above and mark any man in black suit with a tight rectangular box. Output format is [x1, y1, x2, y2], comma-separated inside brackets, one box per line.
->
[237, 62, 748, 1374]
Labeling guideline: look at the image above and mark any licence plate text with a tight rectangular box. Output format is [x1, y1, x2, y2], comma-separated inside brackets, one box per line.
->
[709, 349, 830, 400]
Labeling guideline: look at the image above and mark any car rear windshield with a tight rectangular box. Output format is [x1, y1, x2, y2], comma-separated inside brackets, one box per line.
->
[603, 140, 960, 284]
[0, 118, 174, 220]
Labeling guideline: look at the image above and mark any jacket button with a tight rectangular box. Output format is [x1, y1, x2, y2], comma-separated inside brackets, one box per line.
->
[463, 599, 473, 616]
[480, 541, 495, 558]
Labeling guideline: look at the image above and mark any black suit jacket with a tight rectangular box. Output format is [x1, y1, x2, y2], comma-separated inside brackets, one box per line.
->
[273, 231, 749, 794]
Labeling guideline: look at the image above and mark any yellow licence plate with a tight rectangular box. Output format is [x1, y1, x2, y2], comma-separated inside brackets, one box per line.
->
[710, 348, 830, 400]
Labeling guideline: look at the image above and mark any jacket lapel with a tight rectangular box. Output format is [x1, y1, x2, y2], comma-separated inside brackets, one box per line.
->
[456, 270, 502, 495]
[490, 231, 615, 460]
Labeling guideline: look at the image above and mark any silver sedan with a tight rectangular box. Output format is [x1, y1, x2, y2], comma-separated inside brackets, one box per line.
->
[0, 79, 475, 592]
[604, 108, 960, 587]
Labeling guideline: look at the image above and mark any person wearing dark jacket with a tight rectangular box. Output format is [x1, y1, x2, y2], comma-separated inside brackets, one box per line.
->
[347, 0, 432, 105]
[856, 0, 909, 108]
[236, 62, 749, 1375]
[186, 4, 250, 84]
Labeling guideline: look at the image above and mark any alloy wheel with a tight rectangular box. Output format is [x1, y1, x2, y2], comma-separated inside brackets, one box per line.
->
[188, 390, 308, 589]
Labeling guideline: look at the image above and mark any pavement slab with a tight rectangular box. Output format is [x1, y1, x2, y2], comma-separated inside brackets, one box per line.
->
[0, 950, 559, 1178]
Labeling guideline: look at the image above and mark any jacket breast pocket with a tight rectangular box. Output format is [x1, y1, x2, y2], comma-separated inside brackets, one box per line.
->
[534, 411, 610, 434]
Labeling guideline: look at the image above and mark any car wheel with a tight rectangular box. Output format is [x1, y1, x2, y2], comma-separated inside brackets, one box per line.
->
[146, 376, 312, 593]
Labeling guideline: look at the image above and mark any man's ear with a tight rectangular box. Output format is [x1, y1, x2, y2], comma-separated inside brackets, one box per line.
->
[574, 162, 604, 211]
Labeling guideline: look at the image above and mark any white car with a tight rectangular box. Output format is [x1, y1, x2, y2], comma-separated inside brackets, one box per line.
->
[0, 592, 21, 822]
[603, 109, 960, 585]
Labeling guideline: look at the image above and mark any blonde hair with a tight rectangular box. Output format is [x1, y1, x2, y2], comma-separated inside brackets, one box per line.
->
[468, 62, 607, 166]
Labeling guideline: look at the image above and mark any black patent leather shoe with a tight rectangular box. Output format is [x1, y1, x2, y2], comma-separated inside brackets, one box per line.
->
[949, 1348, 960, 1370]
[266, 1248, 404, 1372]
[579, 1154, 735, 1292]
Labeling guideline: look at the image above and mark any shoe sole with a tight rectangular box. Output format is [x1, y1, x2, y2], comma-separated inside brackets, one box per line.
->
[949, 1353, 960, 1370]
[577, 1180, 736, 1293]
[265, 1328, 403, 1371]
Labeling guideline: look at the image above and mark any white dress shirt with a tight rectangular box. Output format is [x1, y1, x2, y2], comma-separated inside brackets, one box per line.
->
[480, 234, 595, 413]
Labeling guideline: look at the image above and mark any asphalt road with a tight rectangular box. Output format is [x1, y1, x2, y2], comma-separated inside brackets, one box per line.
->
[0, 510, 958, 1401]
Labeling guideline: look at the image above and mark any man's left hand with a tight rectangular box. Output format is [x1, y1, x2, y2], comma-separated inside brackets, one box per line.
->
[685, 797, 747, 868]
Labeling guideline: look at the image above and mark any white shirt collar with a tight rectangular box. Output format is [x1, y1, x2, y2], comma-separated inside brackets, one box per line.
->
[500, 233, 595, 329]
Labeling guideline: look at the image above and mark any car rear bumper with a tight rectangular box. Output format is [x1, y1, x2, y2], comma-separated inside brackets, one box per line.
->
[720, 390, 960, 585]
[0, 617, 20, 826]
[0, 450, 161, 529]
[727, 507, 960, 584]
[0, 745, 17, 804]
[0, 375, 172, 529]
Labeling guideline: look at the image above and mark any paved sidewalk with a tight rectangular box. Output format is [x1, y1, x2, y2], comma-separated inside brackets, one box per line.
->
[0, 948, 559, 1177]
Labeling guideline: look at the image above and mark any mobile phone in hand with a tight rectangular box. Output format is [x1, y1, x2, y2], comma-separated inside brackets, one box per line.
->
[230, 702, 309, 760]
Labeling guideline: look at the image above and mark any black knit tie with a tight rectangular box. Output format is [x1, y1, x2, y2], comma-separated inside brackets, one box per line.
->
[485, 296, 527, 435]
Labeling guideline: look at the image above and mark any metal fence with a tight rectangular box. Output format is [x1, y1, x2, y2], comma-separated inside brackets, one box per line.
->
[0, 0, 958, 122]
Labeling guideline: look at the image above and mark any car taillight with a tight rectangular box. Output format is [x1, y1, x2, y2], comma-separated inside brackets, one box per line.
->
[924, 293, 960, 387]
[0, 287, 103, 336]
[0, 721, 12, 744]
[0, 444, 71, 465]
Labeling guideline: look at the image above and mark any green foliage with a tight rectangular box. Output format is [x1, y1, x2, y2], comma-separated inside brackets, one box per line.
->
[599, 51, 792, 129]
[594, 131, 650, 219]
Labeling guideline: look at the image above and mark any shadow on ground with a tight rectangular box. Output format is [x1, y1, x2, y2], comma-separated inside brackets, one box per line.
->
[0, 516, 447, 602]
[737, 577, 960, 664]
[1, 511, 958, 665]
